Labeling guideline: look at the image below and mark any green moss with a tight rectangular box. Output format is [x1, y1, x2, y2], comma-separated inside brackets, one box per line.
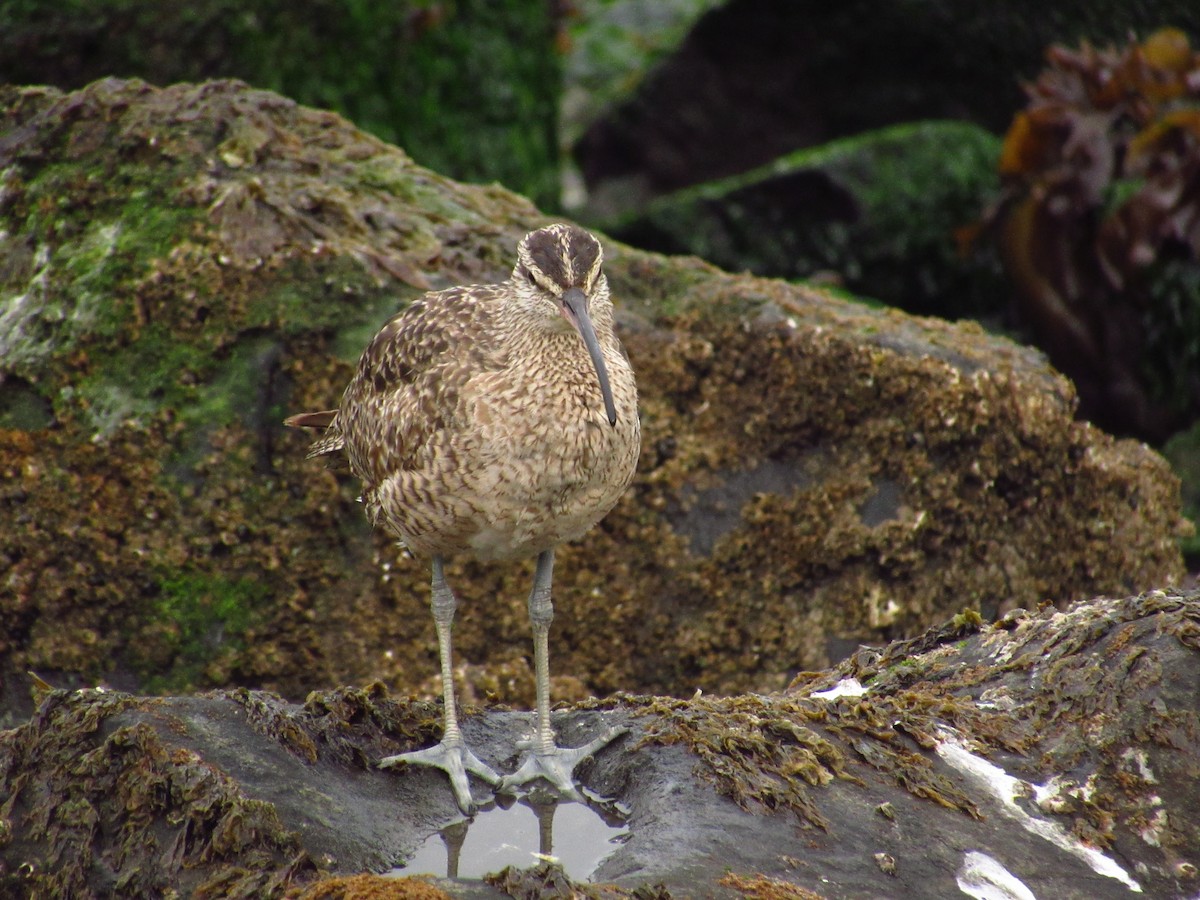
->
[57, 221, 123, 326]
[950, 608, 984, 630]
[1, 154, 204, 404]
[12, 206, 394, 436]
[139, 572, 269, 693]
[198, 336, 278, 423]
[257, 254, 414, 337]
[0, 380, 52, 429]
[1162, 422, 1200, 565]
[603, 247, 717, 322]
[329, 305, 401, 365]
[116, 190, 198, 260]
[0, 0, 563, 209]
[67, 326, 206, 435]
[882, 658, 924, 681]
[608, 121, 1007, 319]
[355, 153, 431, 199]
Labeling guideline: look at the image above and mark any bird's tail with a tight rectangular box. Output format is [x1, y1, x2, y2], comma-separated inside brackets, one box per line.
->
[283, 409, 345, 459]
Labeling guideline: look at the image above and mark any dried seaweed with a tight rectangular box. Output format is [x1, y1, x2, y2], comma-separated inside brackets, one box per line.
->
[986, 27, 1200, 439]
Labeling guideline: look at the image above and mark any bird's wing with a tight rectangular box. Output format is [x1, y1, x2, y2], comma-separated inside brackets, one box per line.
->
[337, 285, 508, 485]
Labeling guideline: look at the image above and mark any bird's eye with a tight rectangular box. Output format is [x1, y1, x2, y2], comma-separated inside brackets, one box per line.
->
[525, 270, 538, 287]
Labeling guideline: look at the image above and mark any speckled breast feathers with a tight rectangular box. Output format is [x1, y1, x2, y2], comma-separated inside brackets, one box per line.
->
[299, 224, 640, 561]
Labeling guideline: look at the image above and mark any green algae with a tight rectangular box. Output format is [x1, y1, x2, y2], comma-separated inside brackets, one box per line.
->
[138, 573, 270, 694]
[1, 163, 203, 360]
[0, 378, 52, 429]
[0, 2, 564, 209]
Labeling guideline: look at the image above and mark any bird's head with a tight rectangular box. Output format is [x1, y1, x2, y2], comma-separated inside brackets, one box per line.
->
[513, 224, 618, 426]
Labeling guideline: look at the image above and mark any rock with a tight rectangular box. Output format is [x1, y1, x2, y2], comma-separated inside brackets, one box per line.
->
[574, 0, 1200, 214]
[0, 78, 1187, 719]
[605, 120, 1008, 319]
[560, 0, 724, 151]
[2, 589, 1198, 897]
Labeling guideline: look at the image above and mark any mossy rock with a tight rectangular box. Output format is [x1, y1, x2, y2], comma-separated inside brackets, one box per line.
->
[574, 0, 1200, 205]
[605, 120, 1008, 319]
[0, 0, 562, 208]
[1163, 421, 1200, 566]
[0, 79, 1187, 721]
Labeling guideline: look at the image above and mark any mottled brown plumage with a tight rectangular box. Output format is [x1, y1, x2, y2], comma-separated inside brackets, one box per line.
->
[286, 224, 639, 813]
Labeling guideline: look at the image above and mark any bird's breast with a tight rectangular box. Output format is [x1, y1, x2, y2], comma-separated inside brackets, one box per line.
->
[450, 349, 638, 559]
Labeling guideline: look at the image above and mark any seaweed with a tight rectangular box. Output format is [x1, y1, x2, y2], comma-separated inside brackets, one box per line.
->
[986, 27, 1200, 440]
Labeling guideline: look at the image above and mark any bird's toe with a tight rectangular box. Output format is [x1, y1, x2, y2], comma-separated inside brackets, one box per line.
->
[379, 740, 501, 815]
[497, 725, 629, 800]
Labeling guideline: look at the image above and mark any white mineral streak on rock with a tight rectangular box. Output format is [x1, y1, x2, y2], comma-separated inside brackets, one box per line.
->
[956, 850, 1037, 900]
[936, 730, 1142, 893]
[810, 677, 868, 700]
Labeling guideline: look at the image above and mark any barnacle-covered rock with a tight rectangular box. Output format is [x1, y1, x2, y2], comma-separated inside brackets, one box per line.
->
[0, 78, 1187, 715]
[3, 591, 1198, 897]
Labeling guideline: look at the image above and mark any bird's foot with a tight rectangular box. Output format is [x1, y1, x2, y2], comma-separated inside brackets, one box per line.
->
[379, 740, 502, 815]
[497, 725, 629, 801]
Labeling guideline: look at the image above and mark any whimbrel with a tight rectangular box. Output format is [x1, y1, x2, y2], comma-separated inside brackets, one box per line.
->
[286, 223, 640, 813]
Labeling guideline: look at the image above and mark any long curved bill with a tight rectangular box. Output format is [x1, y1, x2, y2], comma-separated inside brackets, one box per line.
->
[561, 287, 618, 426]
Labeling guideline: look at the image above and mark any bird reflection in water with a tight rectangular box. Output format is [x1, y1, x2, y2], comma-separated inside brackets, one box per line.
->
[393, 789, 629, 881]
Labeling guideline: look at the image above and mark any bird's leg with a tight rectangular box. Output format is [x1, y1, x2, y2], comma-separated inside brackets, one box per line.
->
[497, 549, 628, 799]
[529, 548, 557, 754]
[431, 556, 468, 747]
[379, 555, 501, 815]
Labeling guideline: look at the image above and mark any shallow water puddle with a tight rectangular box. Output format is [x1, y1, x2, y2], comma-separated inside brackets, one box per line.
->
[389, 795, 629, 881]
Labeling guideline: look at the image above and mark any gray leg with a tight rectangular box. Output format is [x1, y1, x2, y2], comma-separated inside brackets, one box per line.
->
[530, 548, 556, 754]
[497, 549, 628, 798]
[379, 556, 500, 814]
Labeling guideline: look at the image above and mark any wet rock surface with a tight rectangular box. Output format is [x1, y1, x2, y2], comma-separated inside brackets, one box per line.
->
[3, 589, 1198, 897]
[0, 78, 1187, 722]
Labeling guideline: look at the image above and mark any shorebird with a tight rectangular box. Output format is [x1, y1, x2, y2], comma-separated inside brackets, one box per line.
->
[286, 223, 640, 814]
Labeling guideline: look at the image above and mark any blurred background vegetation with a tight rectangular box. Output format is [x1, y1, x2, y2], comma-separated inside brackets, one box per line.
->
[2, 0, 1198, 563]
[0, 0, 563, 207]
